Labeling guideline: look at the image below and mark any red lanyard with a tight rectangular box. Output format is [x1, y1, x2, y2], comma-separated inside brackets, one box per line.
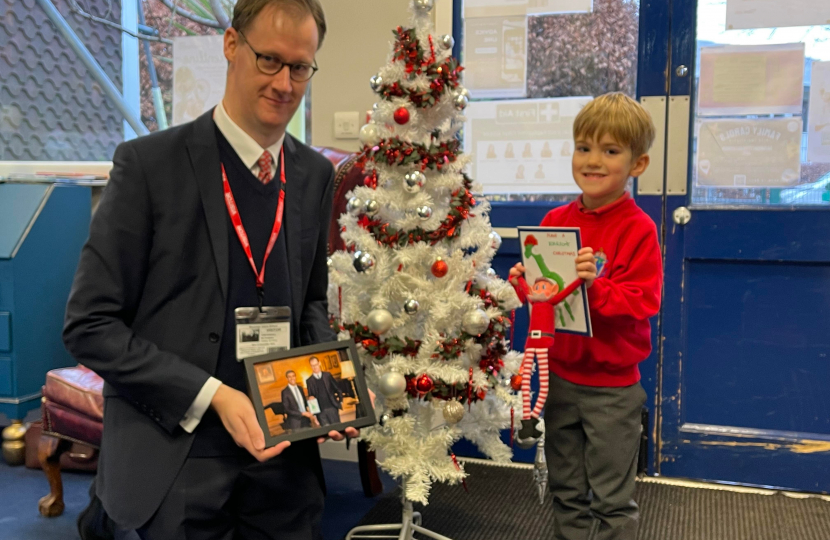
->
[222, 146, 286, 293]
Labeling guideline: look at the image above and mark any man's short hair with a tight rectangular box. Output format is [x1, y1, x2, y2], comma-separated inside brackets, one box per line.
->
[308, 356, 319, 364]
[232, 0, 327, 49]
[285, 370, 296, 377]
[573, 92, 656, 159]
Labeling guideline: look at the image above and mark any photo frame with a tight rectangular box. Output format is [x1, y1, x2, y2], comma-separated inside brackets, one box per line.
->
[243, 340, 376, 447]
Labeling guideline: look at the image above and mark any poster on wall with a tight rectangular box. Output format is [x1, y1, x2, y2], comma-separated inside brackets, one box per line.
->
[695, 118, 803, 188]
[725, 0, 830, 30]
[697, 43, 805, 116]
[172, 35, 226, 126]
[464, 0, 592, 17]
[463, 96, 592, 194]
[807, 61, 830, 163]
[517, 226, 592, 337]
[463, 16, 528, 99]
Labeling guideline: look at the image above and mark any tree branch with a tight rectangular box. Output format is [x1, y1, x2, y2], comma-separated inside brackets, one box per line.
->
[208, 0, 231, 29]
[157, 0, 224, 29]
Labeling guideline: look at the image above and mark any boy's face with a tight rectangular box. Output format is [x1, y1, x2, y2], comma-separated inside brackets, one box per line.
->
[572, 133, 649, 210]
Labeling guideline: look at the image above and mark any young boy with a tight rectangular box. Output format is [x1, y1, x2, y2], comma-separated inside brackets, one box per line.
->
[510, 92, 662, 540]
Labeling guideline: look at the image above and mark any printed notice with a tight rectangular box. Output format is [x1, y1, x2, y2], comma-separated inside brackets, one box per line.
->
[698, 43, 805, 116]
[695, 118, 803, 188]
[726, 0, 830, 30]
[463, 16, 528, 99]
[807, 61, 830, 163]
[464, 0, 592, 17]
[463, 96, 592, 194]
[517, 227, 592, 337]
[173, 35, 226, 126]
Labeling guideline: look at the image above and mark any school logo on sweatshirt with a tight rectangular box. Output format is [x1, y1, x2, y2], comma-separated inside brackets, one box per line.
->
[595, 249, 608, 278]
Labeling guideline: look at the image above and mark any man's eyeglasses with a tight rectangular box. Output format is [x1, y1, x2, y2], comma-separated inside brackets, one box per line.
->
[238, 30, 318, 82]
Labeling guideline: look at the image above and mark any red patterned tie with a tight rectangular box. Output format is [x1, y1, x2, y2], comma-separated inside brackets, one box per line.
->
[256, 151, 273, 185]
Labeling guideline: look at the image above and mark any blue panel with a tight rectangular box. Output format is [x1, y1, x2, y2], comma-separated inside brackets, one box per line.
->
[0, 357, 11, 395]
[637, 0, 670, 98]
[684, 260, 830, 434]
[0, 312, 9, 352]
[685, 210, 830, 262]
[0, 184, 50, 259]
[0, 262, 11, 311]
[12, 185, 90, 396]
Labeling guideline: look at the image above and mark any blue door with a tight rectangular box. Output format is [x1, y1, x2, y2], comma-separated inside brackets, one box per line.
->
[656, 0, 830, 491]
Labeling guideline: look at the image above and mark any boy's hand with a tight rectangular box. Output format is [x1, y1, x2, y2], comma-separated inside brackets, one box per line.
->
[509, 263, 526, 286]
[576, 247, 598, 288]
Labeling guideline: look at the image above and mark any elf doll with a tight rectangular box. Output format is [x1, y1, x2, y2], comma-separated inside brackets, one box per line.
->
[510, 235, 583, 447]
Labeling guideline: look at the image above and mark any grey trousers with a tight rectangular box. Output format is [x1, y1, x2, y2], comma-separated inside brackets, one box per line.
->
[316, 407, 341, 426]
[544, 373, 646, 540]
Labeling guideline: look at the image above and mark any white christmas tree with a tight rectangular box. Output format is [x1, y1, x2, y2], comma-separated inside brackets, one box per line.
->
[328, 0, 522, 507]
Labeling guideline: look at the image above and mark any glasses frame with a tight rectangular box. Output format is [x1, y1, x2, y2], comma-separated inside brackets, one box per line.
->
[237, 30, 319, 82]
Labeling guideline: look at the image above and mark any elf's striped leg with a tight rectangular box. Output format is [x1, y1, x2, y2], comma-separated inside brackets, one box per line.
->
[521, 349, 535, 420]
[531, 349, 549, 419]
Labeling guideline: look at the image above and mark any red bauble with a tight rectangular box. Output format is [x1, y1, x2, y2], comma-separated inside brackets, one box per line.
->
[393, 107, 410, 125]
[431, 258, 449, 278]
[416, 374, 434, 393]
[510, 375, 522, 391]
[406, 377, 417, 395]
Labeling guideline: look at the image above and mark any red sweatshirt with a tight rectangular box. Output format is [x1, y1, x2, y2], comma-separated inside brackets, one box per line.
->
[538, 193, 662, 387]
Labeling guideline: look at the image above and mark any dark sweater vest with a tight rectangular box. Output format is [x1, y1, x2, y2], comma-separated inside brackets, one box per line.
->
[189, 127, 292, 457]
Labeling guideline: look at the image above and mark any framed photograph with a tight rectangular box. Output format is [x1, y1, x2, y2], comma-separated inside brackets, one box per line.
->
[243, 340, 376, 447]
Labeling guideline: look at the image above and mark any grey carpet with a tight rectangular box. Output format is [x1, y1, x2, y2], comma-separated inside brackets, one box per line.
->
[350, 462, 830, 540]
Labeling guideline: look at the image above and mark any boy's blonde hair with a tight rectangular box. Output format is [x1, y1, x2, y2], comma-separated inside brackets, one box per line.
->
[573, 92, 656, 158]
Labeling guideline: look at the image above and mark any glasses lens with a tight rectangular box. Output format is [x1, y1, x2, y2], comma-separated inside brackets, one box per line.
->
[257, 56, 283, 75]
[290, 65, 315, 82]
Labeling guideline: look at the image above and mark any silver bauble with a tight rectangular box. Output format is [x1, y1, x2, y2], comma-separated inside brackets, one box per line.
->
[403, 171, 426, 193]
[458, 87, 471, 99]
[379, 412, 392, 426]
[414, 0, 434, 11]
[366, 308, 394, 335]
[462, 308, 491, 336]
[353, 251, 376, 273]
[454, 93, 469, 110]
[489, 231, 502, 250]
[443, 399, 465, 424]
[347, 196, 364, 215]
[378, 372, 407, 398]
[486, 267, 497, 278]
[327, 257, 334, 268]
[364, 199, 380, 216]
[403, 299, 420, 314]
[359, 123, 380, 145]
[370, 74, 384, 92]
[440, 34, 455, 50]
[416, 205, 433, 220]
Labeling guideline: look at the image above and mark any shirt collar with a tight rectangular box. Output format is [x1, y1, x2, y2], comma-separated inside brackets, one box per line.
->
[314, 373, 322, 379]
[213, 101, 285, 170]
[576, 191, 631, 215]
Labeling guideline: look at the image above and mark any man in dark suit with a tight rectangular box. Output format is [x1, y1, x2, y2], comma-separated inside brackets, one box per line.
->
[281, 370, 314, 430]
[306, 356, 344, 426]
[62, 1, 357, 538]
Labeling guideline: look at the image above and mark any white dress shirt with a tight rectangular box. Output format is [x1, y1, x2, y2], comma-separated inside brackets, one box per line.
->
[179, 101, 287, 433]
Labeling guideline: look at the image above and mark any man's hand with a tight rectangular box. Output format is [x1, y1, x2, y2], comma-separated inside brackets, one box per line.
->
[576, 247, 598, 288]
[509, 262, 526, 286]
[210, 384, 290, 461]
[302, 411, 314, 419]
[318, 426, 360, 444]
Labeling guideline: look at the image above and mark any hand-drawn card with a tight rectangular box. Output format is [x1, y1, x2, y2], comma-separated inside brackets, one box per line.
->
[518, 226, 592, 337]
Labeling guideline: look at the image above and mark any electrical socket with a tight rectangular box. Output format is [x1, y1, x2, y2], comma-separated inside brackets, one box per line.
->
[334, 111, 359, 139]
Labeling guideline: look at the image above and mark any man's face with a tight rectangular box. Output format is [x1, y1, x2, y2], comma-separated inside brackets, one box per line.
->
[532, 280, 559, 299]
[310, 359, 321, 374]
[223, 5, 318, 139]
[286, 372, 297, 385]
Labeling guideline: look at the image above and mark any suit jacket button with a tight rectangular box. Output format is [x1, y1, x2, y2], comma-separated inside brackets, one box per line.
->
[209, 332, 220, 343]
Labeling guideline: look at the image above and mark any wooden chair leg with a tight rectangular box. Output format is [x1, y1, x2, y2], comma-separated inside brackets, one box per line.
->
[358, 439, 384, 497]
[38, 435, 70, 517]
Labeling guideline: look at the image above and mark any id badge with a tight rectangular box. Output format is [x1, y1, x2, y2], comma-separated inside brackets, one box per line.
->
[234, 306, 291, 361]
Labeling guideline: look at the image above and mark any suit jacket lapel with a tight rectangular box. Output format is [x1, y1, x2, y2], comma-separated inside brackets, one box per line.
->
[283, 135, 305, 332]
[187, 109, 229, 299]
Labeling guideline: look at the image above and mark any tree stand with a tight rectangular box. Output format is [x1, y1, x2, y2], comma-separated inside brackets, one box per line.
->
[345, 481, 453, 540]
